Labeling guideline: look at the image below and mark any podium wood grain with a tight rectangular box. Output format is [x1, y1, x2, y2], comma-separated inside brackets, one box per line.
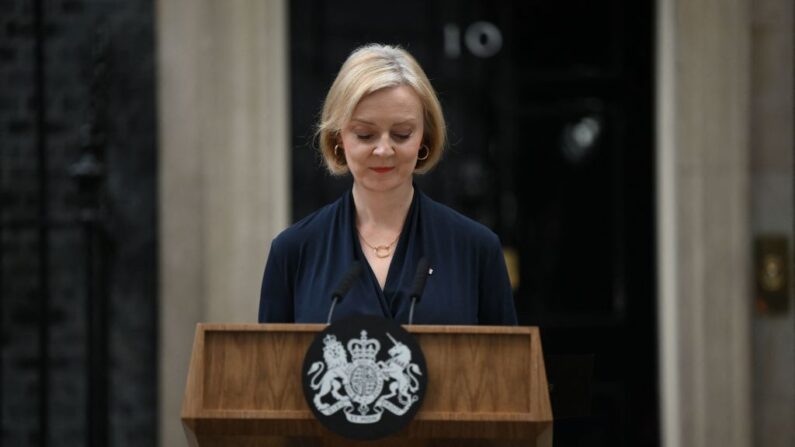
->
[182, 324, 552, 446]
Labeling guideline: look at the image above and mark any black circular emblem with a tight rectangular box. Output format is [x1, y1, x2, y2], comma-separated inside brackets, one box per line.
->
[302, 314, 428, 440]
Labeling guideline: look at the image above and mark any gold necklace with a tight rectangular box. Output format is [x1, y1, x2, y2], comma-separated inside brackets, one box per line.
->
[357, 229, 400, 258]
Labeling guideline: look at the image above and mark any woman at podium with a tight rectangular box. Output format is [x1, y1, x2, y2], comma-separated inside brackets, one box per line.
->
[259, 44, 517, 325]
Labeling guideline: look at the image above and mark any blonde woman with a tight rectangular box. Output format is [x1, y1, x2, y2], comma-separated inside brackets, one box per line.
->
[259, 44, 516, 325]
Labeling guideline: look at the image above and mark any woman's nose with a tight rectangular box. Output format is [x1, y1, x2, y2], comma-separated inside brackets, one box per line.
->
[372, 134, 394, 156]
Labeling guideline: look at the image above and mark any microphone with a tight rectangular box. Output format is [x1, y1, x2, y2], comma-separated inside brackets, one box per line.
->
[326, 261, 363, 324]
[408, 258, 431, 325]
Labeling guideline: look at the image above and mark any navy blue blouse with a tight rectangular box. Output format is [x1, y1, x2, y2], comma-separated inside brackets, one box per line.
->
[258, 187, 517, 325]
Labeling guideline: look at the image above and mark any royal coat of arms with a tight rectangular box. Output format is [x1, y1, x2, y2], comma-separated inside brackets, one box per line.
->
[306, 329, 423, 424]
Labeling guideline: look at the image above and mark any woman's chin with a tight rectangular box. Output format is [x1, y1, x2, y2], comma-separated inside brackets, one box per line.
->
[355, 175, 412, 194]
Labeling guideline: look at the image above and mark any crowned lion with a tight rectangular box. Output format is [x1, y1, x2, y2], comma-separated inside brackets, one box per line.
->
[307, 334, 350, 410]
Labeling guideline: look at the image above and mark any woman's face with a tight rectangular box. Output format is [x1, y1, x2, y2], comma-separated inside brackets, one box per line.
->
[339, 85, 425, 194]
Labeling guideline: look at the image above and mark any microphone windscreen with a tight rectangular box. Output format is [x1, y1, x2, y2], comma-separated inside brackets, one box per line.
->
[409, 258, 431, 301]
[331, 261, 363, 301]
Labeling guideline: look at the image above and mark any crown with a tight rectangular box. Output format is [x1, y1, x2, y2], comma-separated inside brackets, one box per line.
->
[347, 330, 380, 361]
[322, 334, 340, 351]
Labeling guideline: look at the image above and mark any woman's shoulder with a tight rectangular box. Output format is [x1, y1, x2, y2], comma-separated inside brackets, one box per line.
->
[270, 194, 345, 252]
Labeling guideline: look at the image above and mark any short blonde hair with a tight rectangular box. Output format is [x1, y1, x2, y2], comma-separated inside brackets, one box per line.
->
[317, 44, 446, 175]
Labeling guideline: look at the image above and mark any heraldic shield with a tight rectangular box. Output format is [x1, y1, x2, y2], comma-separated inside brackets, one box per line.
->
[301, 314, 428, 440]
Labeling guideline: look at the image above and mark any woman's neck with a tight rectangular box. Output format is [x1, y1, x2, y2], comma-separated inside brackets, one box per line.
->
[352, 182, 414, 230]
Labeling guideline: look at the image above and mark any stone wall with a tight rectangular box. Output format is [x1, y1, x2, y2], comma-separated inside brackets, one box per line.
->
[750, 0, 795, 445]
[155, 1, 290, 445]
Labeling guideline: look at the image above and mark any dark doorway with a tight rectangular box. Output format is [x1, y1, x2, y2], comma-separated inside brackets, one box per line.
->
[289, 1, 657, 445]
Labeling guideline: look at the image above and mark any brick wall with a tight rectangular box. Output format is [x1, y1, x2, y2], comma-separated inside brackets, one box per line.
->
[1, 1, 157, 445]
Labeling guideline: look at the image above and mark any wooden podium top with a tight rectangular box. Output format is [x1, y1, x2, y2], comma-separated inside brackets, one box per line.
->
[182, 324, 552, 446]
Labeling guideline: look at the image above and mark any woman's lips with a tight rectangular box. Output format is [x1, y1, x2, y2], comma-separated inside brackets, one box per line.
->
[371, 167, 394, 173]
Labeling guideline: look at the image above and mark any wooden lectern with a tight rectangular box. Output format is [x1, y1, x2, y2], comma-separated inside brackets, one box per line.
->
[182, 324, 552, 446]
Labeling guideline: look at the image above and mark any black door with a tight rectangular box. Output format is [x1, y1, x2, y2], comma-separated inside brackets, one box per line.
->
[289, 1, 656, 445]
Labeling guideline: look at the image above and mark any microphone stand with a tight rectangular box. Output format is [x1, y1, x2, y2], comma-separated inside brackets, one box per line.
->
[408, 258, 430, 325]
[327, 261, 363, 324]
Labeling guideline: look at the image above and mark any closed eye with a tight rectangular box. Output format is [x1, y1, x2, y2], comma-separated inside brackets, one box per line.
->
[356, 134, 373, 140]
[393, 133, 411, 141]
